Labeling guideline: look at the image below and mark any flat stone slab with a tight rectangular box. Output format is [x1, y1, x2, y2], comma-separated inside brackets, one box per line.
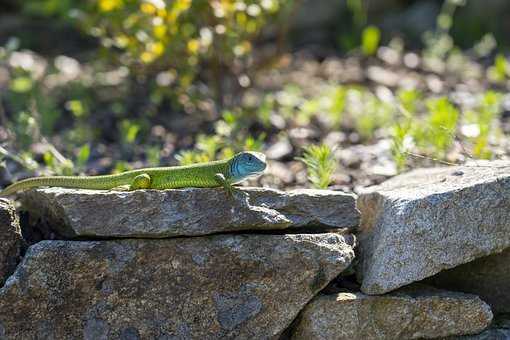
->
[0, 199, 24, 286]
[20, 187, 359, 238]
[0, 233, 355, 339]
[291, 284, 493, 340]
[428, 247, 510, 314]
[356, 161, 510, 294]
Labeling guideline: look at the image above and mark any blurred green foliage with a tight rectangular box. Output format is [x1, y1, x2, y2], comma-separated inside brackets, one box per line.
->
[421, 97, 459, 157]
[488, 54, 510, 83]
[1, 0, 291, 176]
[361, 26, 380, 56]
[0, 0, 508, 187]
[23, 0, 291, 103]
[464, 91, 502, 159]
[176, 110, 265, 166]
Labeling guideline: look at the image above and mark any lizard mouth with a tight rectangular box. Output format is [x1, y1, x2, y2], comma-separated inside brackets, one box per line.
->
[247, 170, 265, 178]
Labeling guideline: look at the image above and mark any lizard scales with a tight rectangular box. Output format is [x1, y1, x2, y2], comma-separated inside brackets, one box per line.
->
[0, 151, 266, 196]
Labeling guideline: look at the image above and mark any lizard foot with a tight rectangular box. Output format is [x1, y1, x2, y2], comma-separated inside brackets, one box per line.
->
[213, 173, 239, 199]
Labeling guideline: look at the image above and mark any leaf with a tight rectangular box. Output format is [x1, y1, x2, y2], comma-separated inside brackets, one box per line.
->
[362, 26, 380, 56]
[10, 77, 33, 93]
[76, 144, 91, 168]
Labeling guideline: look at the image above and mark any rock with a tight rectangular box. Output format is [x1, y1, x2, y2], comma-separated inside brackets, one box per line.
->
[0, 198, 24, 286]
[443, 315, 510, 340]
[264, 161, 295, 185]
[427, 247, 510, 314]
[356, 162, 510, 294]
[20, 187, 359, 238]
[266, 139, 293, 160]
[291, 284, 493, 340]
[0, 233, 355, 339]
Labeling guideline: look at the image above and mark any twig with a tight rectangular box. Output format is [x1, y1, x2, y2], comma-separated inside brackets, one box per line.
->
[404, 151, 460, 166]
[41, 137, 70, 165]
[0, 145, 36, 170]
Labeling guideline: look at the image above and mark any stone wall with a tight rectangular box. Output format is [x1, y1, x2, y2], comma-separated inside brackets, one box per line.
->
[1, 162, 510, 339]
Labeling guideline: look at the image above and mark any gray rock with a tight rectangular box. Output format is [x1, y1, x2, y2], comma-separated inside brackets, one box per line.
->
[427, 247, 510, 314]
[20, 187, 359, 238]
[0, 233, 355, 339]
[356, 162, 510, 294]
[265, 139, 293, 160]
[291, 284, 493, 340]
[0, 198, 23, 286]
[443, 315, 510, 340]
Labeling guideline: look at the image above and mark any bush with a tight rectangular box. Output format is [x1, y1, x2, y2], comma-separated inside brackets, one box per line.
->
[24, 0, 291, 105]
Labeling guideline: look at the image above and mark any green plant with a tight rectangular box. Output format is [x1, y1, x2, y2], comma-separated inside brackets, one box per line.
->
[294, 86, 347, 127]
[24, 0, 292, 105]
[419, 97, 459, 157]
[243, 134, 265, 152]
[397, 89, 422, 114]
[361, 26, 381, 56]
[297, 144, 337, 189]
[391, 122, 411, 171]
[390, 101, 416, 172]
[339, 0, 366, 50]
[8, 72, 61, 136]
[422, 0, 466, 71]
[464, 91, 502, 159]
[255, 95, 275, 128]
[175, 150, 211, 165]
[488, 54, 509, 83]
[346, 0, 366, 28]
[328, 86, 346, 128]
[145, 146, 161, 167]
[42, 145, 74, 176]
[119, 119, 141, 145]
[113, 160, 133, 174]
[75, 144, 91, 170]
[215, 110, 266, 151]
[175, 110, 265, 165]
[175, 134, 223, 165]
[345, 88, 395, 140]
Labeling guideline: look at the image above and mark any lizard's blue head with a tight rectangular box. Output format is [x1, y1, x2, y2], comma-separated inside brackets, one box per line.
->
[229, 151, 267, 183]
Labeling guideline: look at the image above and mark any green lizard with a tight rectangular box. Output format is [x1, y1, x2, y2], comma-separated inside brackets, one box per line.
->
[0, 151, 267, 197]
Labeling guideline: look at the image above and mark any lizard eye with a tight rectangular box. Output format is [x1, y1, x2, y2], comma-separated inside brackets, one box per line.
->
[248, 156, 253, 161]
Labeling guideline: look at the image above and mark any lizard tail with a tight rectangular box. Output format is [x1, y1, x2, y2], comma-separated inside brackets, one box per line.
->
[0, 174, 130, 197]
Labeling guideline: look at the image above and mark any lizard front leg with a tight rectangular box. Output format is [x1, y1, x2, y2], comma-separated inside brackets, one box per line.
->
[213, 173, 235, 197]
[129, 173, 152, 190]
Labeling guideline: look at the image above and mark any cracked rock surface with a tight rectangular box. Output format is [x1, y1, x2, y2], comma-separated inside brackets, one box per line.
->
[0, 233, 354, 339]
[20, 187, 359, 238]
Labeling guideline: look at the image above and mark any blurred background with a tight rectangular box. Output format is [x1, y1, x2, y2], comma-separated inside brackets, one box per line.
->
[0, 0, 509, 192]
